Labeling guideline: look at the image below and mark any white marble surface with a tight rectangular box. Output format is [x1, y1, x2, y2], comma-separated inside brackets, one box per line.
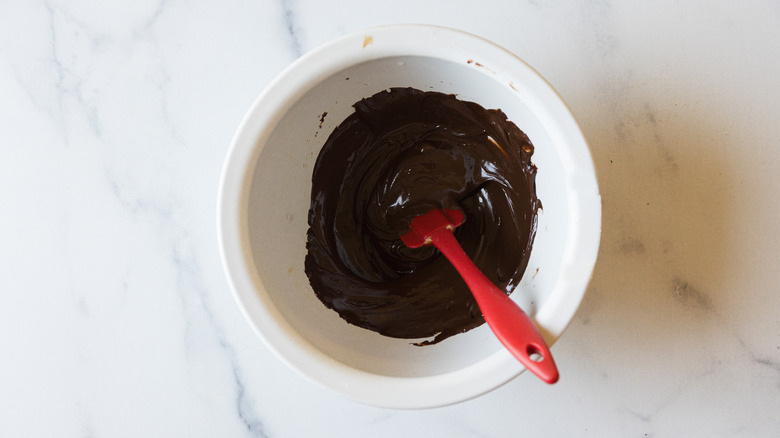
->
[1, 0, 779, 436]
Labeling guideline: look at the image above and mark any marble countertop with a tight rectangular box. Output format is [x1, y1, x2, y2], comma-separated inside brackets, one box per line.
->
[2, 1, 779, 436]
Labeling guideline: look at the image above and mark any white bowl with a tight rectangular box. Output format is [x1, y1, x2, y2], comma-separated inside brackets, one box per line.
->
[218, 24, 601, 409]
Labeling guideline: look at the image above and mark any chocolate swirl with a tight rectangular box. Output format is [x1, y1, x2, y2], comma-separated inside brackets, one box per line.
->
[305, 88, 540, 344]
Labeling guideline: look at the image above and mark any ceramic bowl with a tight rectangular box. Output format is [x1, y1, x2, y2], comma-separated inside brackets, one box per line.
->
[218, 24, 601, 408]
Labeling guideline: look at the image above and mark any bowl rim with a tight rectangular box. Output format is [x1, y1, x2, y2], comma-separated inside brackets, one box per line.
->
[217, 24, 601, 409]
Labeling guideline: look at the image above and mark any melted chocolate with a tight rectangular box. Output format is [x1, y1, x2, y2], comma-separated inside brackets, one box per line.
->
[305, 88, 540, 344]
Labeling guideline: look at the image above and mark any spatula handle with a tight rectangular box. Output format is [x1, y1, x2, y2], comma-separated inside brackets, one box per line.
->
[430, 228, 559, 384]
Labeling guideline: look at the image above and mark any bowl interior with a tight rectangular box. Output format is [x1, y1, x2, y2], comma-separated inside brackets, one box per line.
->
[245, 55, 569, 377]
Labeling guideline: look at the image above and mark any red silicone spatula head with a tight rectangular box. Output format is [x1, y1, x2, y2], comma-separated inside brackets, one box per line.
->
[400, 208, 559, 384]
[400, 209, 465, 248]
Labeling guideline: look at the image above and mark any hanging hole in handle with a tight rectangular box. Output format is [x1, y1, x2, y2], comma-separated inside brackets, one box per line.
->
[527, 345, 544, 362]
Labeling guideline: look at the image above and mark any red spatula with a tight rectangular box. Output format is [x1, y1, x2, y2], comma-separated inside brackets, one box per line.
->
[400, 208, 559, 384]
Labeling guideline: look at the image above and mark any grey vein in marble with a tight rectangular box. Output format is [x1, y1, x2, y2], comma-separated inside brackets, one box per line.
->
[44, 0, 65, 90]
[172, 245, 268, 437]
[138, 0, 169, 34]
[32, 0, 104, 139]
[280, 0, 303, 57]
[173, 246, 267, 437]
[95, 111, 268, 438]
